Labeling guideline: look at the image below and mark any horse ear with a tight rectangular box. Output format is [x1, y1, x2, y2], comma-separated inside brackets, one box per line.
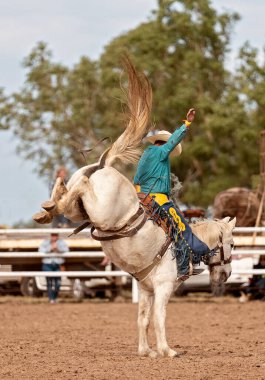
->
[228, 217, 236, 229]
[221, 216, 230, 223]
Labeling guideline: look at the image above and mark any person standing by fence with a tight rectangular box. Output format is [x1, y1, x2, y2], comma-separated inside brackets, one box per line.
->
[39, 232, 69, 304]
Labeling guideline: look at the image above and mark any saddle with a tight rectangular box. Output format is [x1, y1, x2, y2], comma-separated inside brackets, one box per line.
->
[137, 193, 173, 238]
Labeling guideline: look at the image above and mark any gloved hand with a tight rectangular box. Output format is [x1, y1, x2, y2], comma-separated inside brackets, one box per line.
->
[186, 108, 195, 122]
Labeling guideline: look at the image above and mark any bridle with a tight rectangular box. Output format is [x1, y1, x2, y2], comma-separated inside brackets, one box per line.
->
[208, 238, 233, 269]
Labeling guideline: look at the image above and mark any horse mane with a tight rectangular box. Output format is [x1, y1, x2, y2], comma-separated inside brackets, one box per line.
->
[104, 55, 152, 167]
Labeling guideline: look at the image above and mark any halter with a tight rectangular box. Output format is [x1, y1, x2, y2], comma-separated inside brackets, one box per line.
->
[208, 239, 233, 269]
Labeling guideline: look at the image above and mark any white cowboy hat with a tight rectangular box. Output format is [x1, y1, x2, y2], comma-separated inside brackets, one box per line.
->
[146, 130, 182, 156]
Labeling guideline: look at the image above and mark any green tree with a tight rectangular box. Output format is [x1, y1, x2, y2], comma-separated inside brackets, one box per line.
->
[99, 0, 244, 205]
[0, 42, 104, 177]
[0, 0, 262, 207]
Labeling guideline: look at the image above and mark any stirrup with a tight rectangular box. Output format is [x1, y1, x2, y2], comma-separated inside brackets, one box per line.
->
[192, 268, 204, 275]
[190, 262, 204, 276]
[177, 273, 190, 282]
[177, 263, 204, 281]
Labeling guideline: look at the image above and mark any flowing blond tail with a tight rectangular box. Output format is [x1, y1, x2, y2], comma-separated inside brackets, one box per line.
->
[105, 55, 153, 167]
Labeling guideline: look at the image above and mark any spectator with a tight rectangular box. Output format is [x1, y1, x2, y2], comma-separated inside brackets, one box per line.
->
[239, 255, 265, 302]
[39, 232, 69, 304]
[50, 167, 71, 228]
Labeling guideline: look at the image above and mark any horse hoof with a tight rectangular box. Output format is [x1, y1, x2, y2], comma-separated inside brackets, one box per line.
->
[148, 350, 158, 359]
[138, 349, 158, 359]
[41, 200, 56, 211]
[167, 349, 179, 358]
[32, 211, 53, 224]
[158, 348, 179, 358]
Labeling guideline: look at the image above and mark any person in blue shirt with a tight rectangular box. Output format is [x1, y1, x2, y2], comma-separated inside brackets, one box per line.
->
[134, 108, 212, 280]
[39, 232, 69, 303]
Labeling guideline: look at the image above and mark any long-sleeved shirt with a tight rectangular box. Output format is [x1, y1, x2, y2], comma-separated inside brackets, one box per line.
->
[134, 124, 187, 195]
[39, 239, 69, 264]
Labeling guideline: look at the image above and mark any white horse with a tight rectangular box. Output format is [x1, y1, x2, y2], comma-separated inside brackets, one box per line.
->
[33, 58, 236, 358]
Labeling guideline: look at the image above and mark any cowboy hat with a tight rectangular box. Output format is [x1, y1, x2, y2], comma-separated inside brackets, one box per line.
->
[146, 130, 182, 156]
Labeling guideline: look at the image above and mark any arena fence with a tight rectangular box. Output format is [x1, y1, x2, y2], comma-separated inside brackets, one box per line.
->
[0, 227, 265, 303]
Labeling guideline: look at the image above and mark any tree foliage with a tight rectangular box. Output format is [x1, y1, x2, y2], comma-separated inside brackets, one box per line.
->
[0, 0, 263, 206]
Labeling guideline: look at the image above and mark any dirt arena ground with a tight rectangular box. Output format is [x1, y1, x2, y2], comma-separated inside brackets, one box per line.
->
[0, 296, 264, 380]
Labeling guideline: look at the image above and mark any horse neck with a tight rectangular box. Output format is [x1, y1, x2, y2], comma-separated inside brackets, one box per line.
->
[191, 220, 221, 250]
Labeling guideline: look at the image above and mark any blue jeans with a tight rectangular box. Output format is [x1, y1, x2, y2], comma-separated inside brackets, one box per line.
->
[42, 263, 61, 301]
[162, 201, 211, 275]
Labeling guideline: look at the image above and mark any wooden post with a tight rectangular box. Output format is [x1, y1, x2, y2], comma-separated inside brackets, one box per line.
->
[252, 131, 265, 244]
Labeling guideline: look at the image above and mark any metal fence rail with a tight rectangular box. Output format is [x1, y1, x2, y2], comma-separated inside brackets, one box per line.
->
[0, 228, 89, 235]
[0, 269, 264, 277]
[0, 226, 265, 235]
[0, 250, 264, 258]
[0, 251, 105, 258]
[234, 227, 265, 233]
[0, 271, 128, 277]
[0, 227, 265, 303]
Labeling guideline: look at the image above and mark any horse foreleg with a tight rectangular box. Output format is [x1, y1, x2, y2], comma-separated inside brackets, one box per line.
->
[32, 210, 53, 224]
[41, 178, 68, 214]
[33, 178, 68, 224]
[138, 288, 157, 358]
[63, 178, 90, 221]
[153, 282, 178, 357]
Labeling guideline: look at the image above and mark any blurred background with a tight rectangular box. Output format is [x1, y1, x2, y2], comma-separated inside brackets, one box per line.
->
[0, 0, 265, 302]
[0, 6, 264, 377]
[0, 0, 264, 227]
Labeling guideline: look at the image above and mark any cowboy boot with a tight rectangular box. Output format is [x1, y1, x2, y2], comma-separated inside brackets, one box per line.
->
[175, 240, 204, 281]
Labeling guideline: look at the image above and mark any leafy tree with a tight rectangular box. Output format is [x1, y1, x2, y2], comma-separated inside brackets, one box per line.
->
[99, 0, 243, 205]
[0, 42, 104, 177]
[0, 1, 262, 207]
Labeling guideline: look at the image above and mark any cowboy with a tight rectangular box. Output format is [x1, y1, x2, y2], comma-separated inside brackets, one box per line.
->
[39, 232, 69, 303]
[134, 108, 212, 280]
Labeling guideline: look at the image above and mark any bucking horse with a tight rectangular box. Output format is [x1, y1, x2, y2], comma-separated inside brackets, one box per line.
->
[33, 57, 236, 358]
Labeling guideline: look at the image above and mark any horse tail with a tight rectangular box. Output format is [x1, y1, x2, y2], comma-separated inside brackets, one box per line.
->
[105, 55, 152, 167]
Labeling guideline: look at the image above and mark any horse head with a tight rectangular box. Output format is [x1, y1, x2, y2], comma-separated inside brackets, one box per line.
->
[191, 216, 236, 289]
[208, 217, 236, 287]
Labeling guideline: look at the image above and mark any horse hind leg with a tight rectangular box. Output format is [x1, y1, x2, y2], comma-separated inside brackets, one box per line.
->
[138, 288, 157, 358]
[153, 282, 179, 358]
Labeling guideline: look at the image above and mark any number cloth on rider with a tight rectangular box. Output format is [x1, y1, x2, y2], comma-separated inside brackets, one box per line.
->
[134, 124, 187, 195]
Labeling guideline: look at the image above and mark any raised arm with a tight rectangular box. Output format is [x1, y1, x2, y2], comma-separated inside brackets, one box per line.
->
[159, 108, 195, 159]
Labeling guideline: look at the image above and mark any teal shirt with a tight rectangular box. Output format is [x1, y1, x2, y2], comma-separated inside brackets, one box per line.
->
[134, 124, 187, 195]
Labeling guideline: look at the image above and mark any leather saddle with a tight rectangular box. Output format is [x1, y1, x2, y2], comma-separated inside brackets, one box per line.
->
[137, 193, 173, 237]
